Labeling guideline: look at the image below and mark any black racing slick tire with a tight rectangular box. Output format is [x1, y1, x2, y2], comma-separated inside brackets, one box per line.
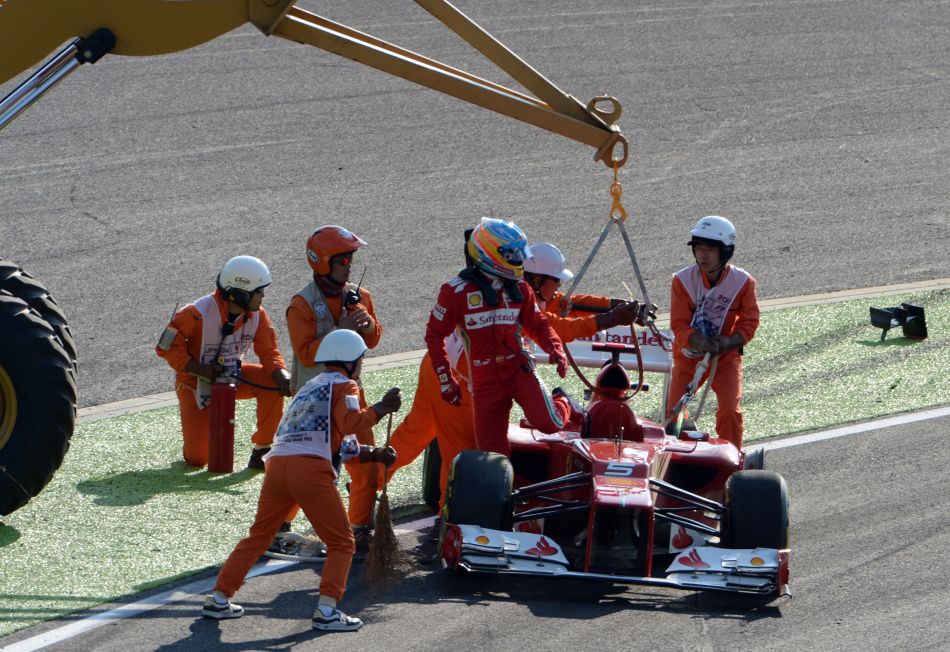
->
[443, 450, 514, 531]
[0, 261, 78, 372]
[0, 293, 77, 516]
[721, 470, 789, 550]
[421, 438, 443, 509]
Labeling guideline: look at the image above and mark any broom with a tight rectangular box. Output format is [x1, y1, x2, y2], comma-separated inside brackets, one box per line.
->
[363, 413, 413, 593]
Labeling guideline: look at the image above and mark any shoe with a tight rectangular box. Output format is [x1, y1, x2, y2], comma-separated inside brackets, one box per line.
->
[202, 596, 244, 619]
[352, 525, 372, 552]
[312, 607, 363, 631]
[247, 447, 270, 470]
[552, 387, 584, 423]
[278, 520, 292, 533]
[426, 516, 442, 542]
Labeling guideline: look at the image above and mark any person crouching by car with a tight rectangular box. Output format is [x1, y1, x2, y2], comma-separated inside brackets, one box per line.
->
[155, 255, 292, 469]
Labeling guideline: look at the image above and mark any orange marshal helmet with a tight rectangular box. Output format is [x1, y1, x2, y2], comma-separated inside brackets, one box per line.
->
[306, 226, 368, 275]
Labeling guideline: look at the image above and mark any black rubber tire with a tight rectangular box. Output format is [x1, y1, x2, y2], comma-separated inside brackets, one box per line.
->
[0, 261, 78, 372]
[721, 470, 789, 550]
[421, 438, 443, 509]
[0, 294, 77, 516]
[443, 450, 514, 531]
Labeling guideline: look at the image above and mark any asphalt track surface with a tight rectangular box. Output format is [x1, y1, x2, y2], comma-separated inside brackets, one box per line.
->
[2, 0, 949, 649]
[2, 0, 948, 409]
[4, 412, 950, 651]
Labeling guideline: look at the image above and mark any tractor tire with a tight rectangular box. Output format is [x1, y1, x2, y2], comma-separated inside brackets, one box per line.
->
[721, 470, 789, 550]
[421, 438, 443, 509]
[0, 261, 78, 372]
[0, 293, 77, 516]
[443, 450, 514, 531]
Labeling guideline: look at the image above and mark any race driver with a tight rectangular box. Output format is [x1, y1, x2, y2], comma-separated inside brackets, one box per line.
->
[286, 226, 383, 550]
[156, 255, 292, 468]
[666, 216, 760, 449]
[381, 241, 645, 528]
[424, 217, 572, 458]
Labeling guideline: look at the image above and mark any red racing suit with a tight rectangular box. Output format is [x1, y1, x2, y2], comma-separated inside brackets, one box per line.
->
[425, 270, 570, 457]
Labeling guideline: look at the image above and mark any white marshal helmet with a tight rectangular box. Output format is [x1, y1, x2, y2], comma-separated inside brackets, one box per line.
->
[315, 329, 368, 364]
[523, 243, 574, 280]
[218, 256, 272, 294]
[688, 216, 736, 248]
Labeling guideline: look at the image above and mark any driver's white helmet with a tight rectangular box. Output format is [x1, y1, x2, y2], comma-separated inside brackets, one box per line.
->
[315, 329, 368, 364]
[523, 243, 574, 280]
[218, 256, 272, 294]
[688, 216, 736, 248]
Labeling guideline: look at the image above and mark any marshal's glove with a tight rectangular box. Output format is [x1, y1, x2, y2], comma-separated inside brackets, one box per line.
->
[435, 364, 462, 406]
[371, 387, 402, 417]
[359, 446, 397, 466]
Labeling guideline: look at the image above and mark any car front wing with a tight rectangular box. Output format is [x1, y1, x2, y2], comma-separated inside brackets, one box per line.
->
[441, 523, 789, 597]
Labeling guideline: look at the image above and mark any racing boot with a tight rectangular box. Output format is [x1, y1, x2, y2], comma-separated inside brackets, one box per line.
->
[552, 387, 585, 429]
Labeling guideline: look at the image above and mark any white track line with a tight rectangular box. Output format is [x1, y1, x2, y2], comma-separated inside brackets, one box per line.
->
[0, 560, 295, 652]
[6, 406, 949, 651]
[749, 405, 950, 452]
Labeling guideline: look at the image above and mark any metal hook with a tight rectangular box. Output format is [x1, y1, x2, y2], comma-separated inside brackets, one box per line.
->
[610, 181, 626, 222]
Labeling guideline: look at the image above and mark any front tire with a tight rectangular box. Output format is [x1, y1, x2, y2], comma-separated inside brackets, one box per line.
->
[721, 470, 789, 550]
[0, 293, 77, 516]
[443, 450, 514, 531]
[421, 438, 443, 509]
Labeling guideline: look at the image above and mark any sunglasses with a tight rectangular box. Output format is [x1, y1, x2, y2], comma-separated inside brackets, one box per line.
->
[331, 254, 354, 267]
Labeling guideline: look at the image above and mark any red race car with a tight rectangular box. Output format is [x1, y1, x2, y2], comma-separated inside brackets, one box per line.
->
[438, 342, 790, 597]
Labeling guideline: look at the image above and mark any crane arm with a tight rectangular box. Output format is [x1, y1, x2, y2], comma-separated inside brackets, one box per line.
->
[0, 0, 627, 166]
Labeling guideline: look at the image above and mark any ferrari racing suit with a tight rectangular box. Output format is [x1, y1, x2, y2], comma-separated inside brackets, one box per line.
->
[425, 269, 570, 457]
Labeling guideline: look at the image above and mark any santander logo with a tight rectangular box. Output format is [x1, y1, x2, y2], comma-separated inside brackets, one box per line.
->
[525, 537, 558, 557]
[672, 526, 694, 549]
[677, 548, 710, 569]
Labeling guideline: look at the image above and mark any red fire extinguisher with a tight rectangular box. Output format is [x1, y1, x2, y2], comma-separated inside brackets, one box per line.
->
[208, 377, 236, 473]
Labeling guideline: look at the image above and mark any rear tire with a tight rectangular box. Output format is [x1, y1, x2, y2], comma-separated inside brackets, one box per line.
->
[0, 292, 77, 516]
[443, 450, 514, 531]
[721, 470, 789, 550]
[421, 438, 443, 509]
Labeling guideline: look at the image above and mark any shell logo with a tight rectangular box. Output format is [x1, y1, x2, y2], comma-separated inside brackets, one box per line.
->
[475, 535, 490, 544]
[750, 557, 764, 566]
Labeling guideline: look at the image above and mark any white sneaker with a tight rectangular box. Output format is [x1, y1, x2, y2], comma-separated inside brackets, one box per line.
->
[201, 596, 244, 619]
[312, 607, 363, 631]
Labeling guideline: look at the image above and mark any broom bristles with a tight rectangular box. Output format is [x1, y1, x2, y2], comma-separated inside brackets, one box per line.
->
[362, 493, 413, 594]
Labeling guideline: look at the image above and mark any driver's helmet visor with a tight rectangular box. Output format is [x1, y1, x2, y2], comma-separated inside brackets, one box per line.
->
[499, 242, 531, 267]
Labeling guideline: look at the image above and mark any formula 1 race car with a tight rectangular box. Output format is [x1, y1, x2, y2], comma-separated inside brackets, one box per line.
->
[438, 342, 790, 598]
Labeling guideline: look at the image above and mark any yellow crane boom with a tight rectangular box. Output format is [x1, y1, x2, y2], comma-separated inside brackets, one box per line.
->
[0, 0, 627, 166]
